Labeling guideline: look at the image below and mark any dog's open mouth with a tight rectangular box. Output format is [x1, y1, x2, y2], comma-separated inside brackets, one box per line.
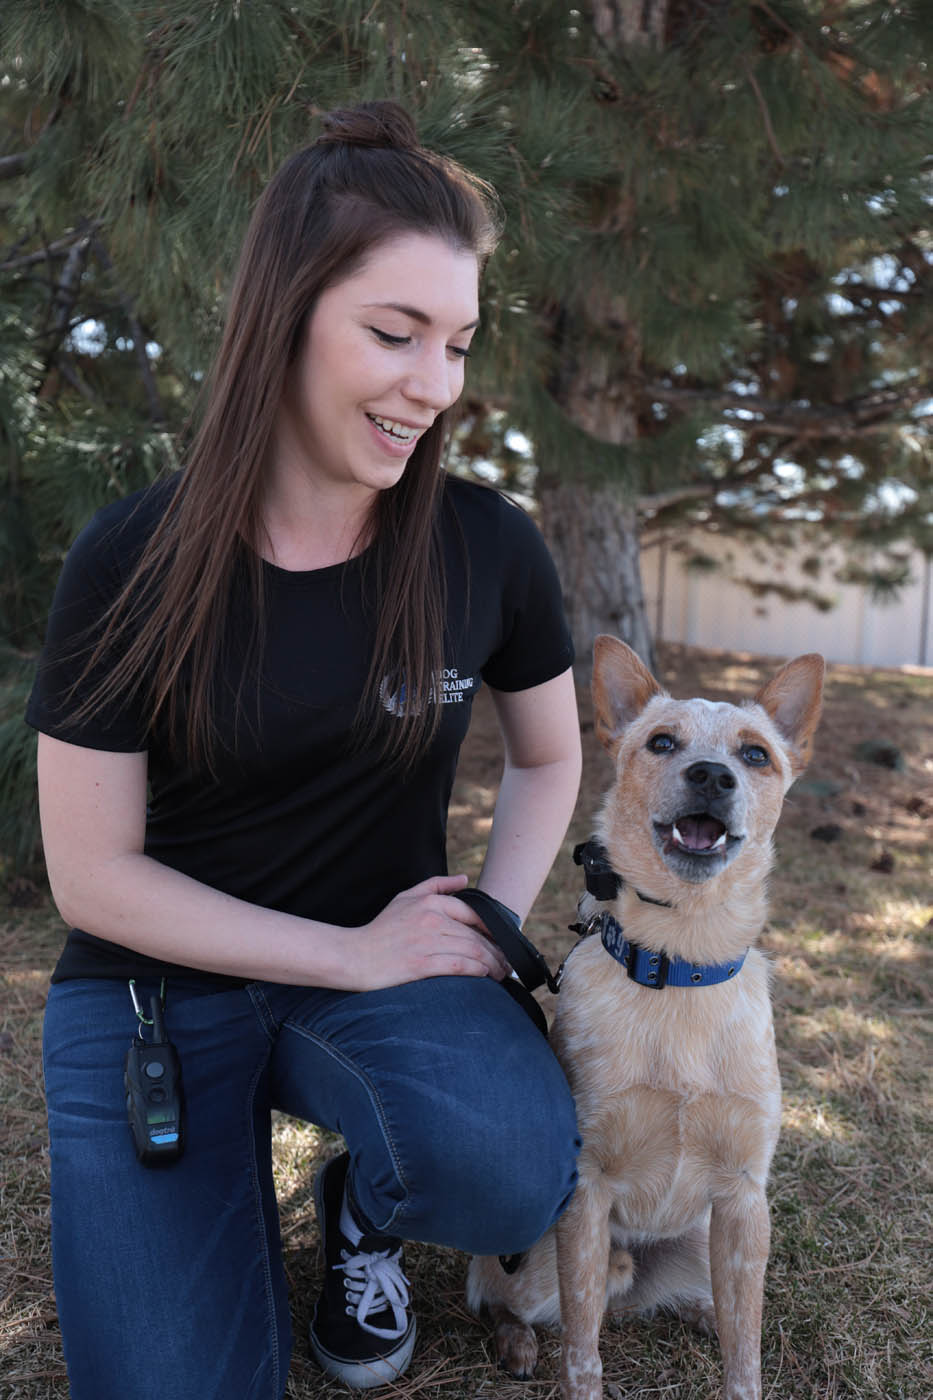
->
[652, 814, 744, 882]
[655, 814, 729, 855]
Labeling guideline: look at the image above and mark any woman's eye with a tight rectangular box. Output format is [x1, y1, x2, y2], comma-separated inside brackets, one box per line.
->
[741, 744, 770, 767]
[647, 733, 677, 754]
[370, 327, 410, 346]
[448, 345, 472, 360]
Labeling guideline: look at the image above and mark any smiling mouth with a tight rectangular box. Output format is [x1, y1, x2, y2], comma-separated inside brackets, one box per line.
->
[654, 814, 738, 856]
[366, 413, 423, 443]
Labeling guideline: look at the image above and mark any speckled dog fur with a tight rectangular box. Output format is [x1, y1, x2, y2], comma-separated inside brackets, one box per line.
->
[468, 636, 824, 1400]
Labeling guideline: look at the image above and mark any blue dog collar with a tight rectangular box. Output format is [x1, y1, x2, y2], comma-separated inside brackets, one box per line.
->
[600, 913, 747, 989]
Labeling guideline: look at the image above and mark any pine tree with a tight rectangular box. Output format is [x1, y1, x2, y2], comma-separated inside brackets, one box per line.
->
[463, 1, 933, 669]
[1, 1, 931, 866]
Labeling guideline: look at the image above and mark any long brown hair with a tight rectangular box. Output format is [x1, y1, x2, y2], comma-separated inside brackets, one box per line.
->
[70, 102, 501, 771]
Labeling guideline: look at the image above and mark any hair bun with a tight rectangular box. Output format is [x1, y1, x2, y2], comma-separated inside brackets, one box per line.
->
[318, 101, 419, 152]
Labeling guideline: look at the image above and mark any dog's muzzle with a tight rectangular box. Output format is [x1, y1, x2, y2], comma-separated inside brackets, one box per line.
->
[653, 764, 745, 880]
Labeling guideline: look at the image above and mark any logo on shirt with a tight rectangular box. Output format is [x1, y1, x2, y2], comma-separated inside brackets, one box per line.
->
[379, 667, 477, 718]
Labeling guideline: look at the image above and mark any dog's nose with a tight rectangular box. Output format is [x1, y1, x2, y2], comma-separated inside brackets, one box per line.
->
[685, 761, 736, 795]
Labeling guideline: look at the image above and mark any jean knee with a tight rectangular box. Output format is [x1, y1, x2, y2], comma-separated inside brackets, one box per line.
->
[387, 1066, 580, 1255]
[487, 1092, 581, 1250]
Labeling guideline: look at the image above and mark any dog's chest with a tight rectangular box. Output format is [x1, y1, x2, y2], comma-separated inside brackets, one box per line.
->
[551, 947, 781, 1233]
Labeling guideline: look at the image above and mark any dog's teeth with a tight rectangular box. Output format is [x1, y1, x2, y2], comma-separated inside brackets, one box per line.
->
[672, 823, 686, 847]
[711, 831, 727, 851]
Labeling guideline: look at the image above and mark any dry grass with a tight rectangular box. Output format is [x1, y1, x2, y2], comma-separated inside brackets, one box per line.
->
[1, 644, 930, 1400]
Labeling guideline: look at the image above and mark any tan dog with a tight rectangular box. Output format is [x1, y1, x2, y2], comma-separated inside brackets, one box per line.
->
[468, 637, 824, 1400]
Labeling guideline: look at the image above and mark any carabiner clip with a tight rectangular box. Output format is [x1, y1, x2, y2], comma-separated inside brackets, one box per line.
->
[128, 977, 166, 1028]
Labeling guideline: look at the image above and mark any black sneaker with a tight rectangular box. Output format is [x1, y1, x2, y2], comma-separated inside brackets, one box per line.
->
[310, 1152, 416, 1389]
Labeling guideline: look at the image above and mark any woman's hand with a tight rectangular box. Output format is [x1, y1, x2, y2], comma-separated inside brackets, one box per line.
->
[350, 874, 511, 991]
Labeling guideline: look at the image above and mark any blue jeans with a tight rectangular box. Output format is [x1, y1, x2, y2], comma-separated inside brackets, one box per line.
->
[43, 974, 580, 1399]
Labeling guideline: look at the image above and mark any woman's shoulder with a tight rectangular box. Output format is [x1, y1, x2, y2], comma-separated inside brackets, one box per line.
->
[66, 474, 181, 576]
[79, 473, 180, 549]
[440, 474, 538, 543]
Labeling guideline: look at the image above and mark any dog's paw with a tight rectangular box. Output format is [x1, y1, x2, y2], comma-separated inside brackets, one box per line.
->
[676, 1297, 718, 1337]
[494, 1317, 539, 1380]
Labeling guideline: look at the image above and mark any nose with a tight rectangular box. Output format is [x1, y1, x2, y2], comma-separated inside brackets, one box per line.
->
[685, 761, 736, 796]
[402, 346, 463, 413]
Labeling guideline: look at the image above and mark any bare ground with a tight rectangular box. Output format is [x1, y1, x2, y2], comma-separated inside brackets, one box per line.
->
[1, 643, 930, 1400]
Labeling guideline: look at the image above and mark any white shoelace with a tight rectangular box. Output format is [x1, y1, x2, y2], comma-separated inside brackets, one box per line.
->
[337, 1245, 411, 1339]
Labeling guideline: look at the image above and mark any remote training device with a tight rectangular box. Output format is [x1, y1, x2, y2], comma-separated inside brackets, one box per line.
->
[124, 994, 185, 1166]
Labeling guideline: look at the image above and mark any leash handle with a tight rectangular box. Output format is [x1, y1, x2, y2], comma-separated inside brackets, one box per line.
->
[453, 889, 560, 996]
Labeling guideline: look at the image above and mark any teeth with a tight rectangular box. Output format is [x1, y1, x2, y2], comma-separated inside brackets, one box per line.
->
[368, 414, 419, 441]
[670, 823, 728, 852]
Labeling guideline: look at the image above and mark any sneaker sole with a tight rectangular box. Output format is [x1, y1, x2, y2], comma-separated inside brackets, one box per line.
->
[309, 1319, 417, 1390]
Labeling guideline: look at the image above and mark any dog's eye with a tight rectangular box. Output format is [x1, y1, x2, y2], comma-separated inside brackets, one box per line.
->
[741, 744, 770, 767]
[647, 733, 677, 754]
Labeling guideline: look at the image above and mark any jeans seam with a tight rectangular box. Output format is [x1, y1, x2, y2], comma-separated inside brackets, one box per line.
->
[280, 1019, 411, 1232]
[247, 983, 280, 1042]
[244, 1052, 283, 1398]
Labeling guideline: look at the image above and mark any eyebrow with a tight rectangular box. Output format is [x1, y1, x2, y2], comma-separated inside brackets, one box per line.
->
[363, 301, 480, 332]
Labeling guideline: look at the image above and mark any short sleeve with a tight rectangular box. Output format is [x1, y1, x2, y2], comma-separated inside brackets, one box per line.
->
[480, 495, 574, 692]
[25, 502, 151, 752]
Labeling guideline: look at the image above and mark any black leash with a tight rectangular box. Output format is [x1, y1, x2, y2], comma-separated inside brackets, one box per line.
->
[454, 888, 561, 996]
[452, 888, 557, 1275]
[453, 888, 558, 1041]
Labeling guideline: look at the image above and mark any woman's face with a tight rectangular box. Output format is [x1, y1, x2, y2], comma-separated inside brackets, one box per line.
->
[275, 232, 480, 500]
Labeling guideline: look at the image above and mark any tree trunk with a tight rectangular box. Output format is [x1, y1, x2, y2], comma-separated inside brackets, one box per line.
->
[539, 482, 656, 678]
[534, 0, 671, 678]
[590, 0, 669, 49]
[538, 283, 655, 673]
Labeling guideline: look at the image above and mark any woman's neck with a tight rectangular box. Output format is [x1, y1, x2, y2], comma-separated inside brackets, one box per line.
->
[257, 468, 376, 572]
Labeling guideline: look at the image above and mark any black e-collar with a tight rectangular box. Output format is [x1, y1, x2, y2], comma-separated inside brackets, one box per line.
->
[572, 840, 673, 909]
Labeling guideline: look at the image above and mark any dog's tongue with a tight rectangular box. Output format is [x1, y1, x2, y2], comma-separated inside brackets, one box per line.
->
[676, 815, 726, 851]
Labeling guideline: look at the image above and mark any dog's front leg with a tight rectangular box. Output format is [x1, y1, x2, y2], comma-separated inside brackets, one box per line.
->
[709, 1187, 770, 1400]
[556, 1177, 611, 1400]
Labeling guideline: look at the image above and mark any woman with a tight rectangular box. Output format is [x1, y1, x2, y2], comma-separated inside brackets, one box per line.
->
[28, 102, 582, 1399]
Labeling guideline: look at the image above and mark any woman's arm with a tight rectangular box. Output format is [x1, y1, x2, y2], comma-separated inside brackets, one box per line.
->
[36, 734, 508, 989]
[477, 667, 582, 922]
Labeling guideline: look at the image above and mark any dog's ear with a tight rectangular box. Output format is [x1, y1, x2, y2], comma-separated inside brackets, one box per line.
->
[754, 654, 825, 776]
[592, 635, 664, 751]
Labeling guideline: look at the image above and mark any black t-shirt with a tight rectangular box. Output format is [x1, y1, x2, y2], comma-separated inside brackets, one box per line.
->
[26, 473, 574, 983]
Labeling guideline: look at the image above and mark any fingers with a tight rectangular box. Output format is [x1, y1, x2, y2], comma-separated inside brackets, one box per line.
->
[406, 872, 469, 896]
[401, 874, 491, 932]
[412, 934, 509, 982]
[415, 905, 510, 980]
[361, 878, 512, 989]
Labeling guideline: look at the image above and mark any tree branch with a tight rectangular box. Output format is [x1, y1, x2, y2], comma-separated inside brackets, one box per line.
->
[638, 456, 781, 515]
[0, 152, 29, 181]
[834, 281, 923, 305]
[0, 103, 62, 184]
[644, 380, 933, 437]
[743, 62, 785, 167]
[34, 234, 92, 400]
[36, 236, 92, 363]
[91, 238, 165, 426]
[0, 225, 102, 273]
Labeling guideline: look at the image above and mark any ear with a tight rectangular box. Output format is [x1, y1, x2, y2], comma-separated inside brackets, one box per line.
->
[592, 635, 664, 752]
[754, 653, 825, 776]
